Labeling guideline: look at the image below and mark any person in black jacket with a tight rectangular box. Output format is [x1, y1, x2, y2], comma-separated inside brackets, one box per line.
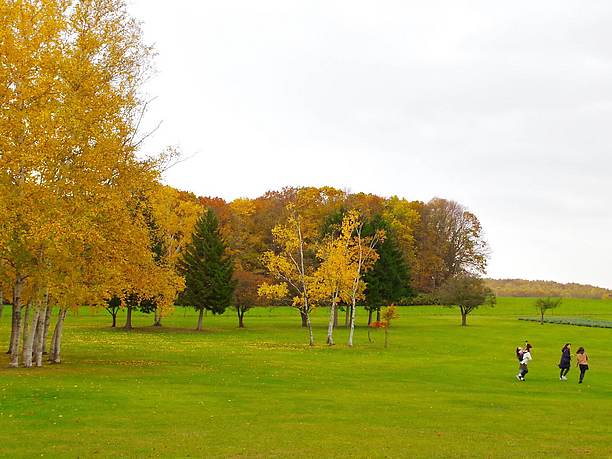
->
[559, 343, 571, 380]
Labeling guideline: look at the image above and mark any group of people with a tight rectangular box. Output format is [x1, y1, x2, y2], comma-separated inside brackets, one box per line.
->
[515, 342, 590, 383]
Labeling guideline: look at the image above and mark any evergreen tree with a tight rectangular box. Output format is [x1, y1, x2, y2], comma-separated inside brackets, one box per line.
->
[178, 209, 235, 330]
[364, 215, 412, 324]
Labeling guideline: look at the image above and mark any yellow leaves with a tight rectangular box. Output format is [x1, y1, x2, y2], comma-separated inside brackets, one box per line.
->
[0, 0, 166, 308]
[150, 184, 201, 264]
[257, 282, 289, 300]
[313, 210, 383, 308]
[260, 204, 317, 313]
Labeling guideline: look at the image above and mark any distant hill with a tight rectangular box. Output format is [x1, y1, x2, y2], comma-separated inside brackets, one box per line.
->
[485, 278, 612, 299]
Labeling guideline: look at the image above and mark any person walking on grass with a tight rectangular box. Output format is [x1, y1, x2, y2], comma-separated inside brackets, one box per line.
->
[576, 347, 589, 384]
[516, 343, 532, 381]
[559, 343, 571, 380]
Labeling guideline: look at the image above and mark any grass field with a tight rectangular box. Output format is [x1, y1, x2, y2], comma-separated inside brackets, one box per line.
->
[1, 298, 612, 458]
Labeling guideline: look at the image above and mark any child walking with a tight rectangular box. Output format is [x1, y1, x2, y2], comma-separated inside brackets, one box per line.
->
[576, 347, 589, 384]
[558, 343, 571, 380]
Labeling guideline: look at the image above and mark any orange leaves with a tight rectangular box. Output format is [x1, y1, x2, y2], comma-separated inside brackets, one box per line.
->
[369, 306, 399, 328]
[381, 304, 400, 323]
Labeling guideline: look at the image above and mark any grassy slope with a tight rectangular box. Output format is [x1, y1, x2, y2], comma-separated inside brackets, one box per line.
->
[1, 298, 611, 458]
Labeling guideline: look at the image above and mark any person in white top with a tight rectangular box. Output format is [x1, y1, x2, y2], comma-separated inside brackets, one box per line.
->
[516, 343, 532, 381]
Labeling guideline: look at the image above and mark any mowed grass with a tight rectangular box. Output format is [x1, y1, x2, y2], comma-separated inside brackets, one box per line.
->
[1, 298, 612, 458]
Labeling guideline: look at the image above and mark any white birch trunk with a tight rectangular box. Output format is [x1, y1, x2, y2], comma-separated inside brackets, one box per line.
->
[21, 301, 31, 345]
[305, 309, 314, 347]
[348, 298, 357, 347]
[22, 309, 40, 367]
[49, 310, 58, 361]
[34, 309, 45, 367]
[42, 304, 52, 354]
[326, 300, 337, 345]
[50, 309, 67, 364]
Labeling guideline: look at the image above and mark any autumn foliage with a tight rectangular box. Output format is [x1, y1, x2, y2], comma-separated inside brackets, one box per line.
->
[1, 0, 492, 363]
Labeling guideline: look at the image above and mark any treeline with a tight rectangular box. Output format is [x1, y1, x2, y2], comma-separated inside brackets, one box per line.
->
[179, 187, 491, 343]
[485, 279, 612, 299]
[1, 0, 492, 367]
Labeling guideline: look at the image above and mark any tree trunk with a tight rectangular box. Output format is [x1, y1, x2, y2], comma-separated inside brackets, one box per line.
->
[367, 308, 373, 325]
[305, 310, 314, 346]
[50, 309, 67, 364]
[300, 310, 308, 327]
[461, 308, 467, 327]
[238, 309, 245, 328]
[111, 312, 117, 328]
[348, 300, 357, 347]
[124, 305, 133, 330]
[153, 309, 162, 326]
[8, 302, 17, 354]
[49, 310, 58, 361]
[33, 310, 45, 367]
[376, 308, 381, 322]
[42, 305, 52, 354]
[326, 301, 336, 345]
[196, 308, 204, 330]
[21, 301, 32, 346]
[9, 276, 24, 367]
[333, 306, 338, 329]
[22, 308, 40, 367]
[540, 311, 544, 325]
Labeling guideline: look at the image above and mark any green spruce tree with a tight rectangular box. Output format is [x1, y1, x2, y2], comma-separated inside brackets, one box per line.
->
[364, 215, 412, 324]
[178, 209, 235, 330]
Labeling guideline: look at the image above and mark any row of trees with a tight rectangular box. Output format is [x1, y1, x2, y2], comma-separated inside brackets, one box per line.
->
[175, 190, 494, 344]
[1, 0, 493, 365]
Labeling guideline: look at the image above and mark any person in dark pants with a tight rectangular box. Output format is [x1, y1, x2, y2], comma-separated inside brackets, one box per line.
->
[558, 343, 571, 380]
[576, 347, 589, 384]
[516, 343, 532, 381]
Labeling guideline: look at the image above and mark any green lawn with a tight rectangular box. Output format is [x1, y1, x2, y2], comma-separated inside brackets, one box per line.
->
[1, 298, 612, 458]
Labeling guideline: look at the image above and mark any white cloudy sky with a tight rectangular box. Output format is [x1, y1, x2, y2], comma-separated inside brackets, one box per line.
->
[128, 1, 612, 288]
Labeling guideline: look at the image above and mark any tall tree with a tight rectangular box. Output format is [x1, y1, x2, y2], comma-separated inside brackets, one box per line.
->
[346, 214, 384, 347]
[414, 198, 489, 292]
[363, 215, 412, 324]
[178, 209, 235, 330]
[312, 212, 357, 345]
[259, 204, 318, 346]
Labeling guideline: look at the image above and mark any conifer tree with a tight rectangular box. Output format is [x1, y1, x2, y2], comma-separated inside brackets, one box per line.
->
[178, 209, 235, 330]
[364, 215, 412, 323]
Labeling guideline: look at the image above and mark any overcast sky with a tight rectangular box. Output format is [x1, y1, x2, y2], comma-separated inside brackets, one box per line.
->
[128, 0, 612, 288]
